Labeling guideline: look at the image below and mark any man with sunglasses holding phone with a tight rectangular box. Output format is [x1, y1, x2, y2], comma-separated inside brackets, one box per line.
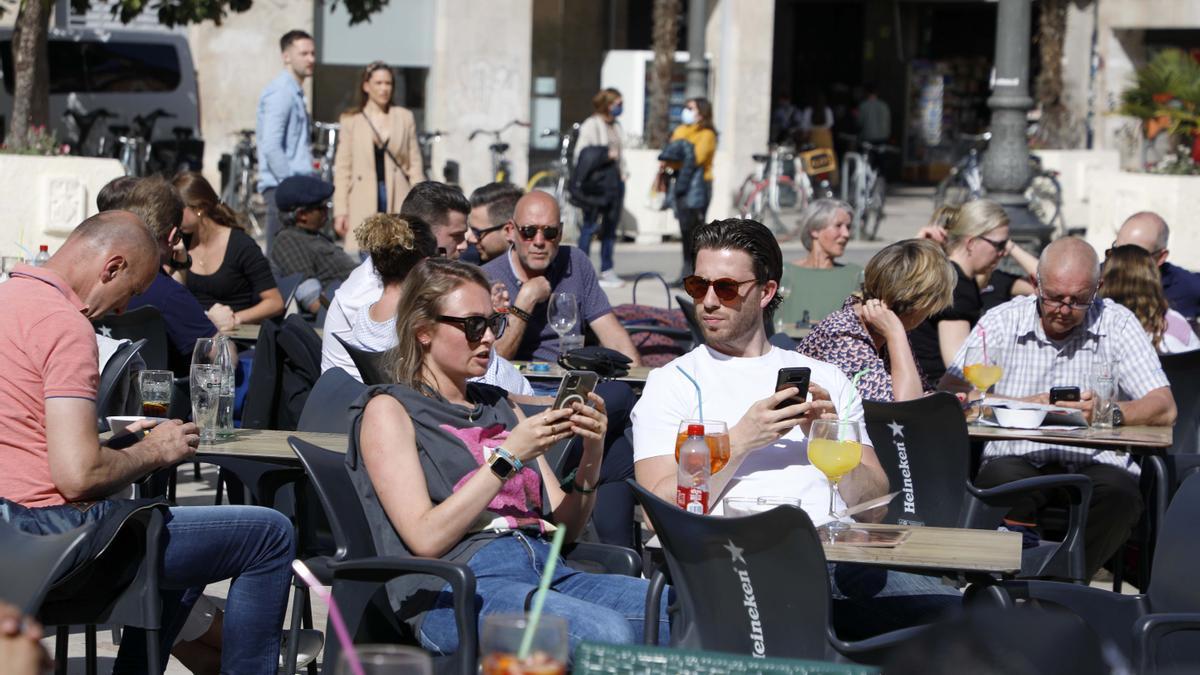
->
[633, 218, 961, 638]
[462, 182, 522, 264]
[1113, 211, 1200, 320]
[941, 237, 1176, 579]
[482, 191, 641, 365]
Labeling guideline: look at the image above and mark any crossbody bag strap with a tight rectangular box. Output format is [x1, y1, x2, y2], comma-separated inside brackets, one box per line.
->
[360, 111, 407, 172]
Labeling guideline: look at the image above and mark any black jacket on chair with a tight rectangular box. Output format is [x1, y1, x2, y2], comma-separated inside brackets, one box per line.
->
[568, 145, 621, 210]
[243, 316, 323, 430]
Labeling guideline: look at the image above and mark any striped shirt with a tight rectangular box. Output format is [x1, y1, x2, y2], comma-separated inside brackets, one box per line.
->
[945, 295, 1169, 470]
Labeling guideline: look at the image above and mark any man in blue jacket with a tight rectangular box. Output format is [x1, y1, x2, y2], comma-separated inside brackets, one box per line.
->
[257, 29, 316, 252]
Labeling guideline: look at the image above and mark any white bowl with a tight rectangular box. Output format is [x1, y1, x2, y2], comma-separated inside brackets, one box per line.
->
[992, 407, 1047, 429]
[106, 416, 168, 435]
[722, 496, 801, 518]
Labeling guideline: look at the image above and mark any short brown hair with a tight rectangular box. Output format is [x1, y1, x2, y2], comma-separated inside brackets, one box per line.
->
[98, 176, 184, 242]
[592, 88, 622, 114]
[862, 239, 956, 320]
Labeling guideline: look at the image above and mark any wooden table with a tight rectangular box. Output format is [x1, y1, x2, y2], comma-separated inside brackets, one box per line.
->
[646, 523, 1021, 575]
[195, 428, 346, 462]
[823, 522, 1021, 574]
[225, 324, 323, 342]
[511, 361, 655, 384]
[967, 423, 1172, 453]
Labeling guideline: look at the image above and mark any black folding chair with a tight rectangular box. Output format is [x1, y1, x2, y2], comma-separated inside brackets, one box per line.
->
[333, 334, 390, 386]
[863, 393, 1092, 583]
[673, 295, 706, 347]
[630, 481, 924, 664]
[93, 306, 170, 371]
[996, 473, 1200, 673]
[97, 338, 147, 431]
[276, 272, 304, 315]
[0, 521, 94, 615]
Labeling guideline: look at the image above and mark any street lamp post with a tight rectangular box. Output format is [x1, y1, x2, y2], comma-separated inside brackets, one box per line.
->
[685, 0, 708, 99]
[981, 0, 1053, 246]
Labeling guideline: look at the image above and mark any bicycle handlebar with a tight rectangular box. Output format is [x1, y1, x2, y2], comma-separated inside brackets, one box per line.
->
[468, 119, 531, 141]
[63, 108, 114, 122]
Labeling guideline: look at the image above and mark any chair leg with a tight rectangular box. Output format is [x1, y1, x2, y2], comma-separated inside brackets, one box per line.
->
[145, 628, 161, 675]
[55, 626, 68, 675]
[1111, 544, 1125, 593]
[214, 468, 225, 505]
[111, 625, 121, 645]
[85, 625, 97, 675]
[303, 591, 318, 675]
[283, 580, 305, 674]
[193, 459, 202, 480]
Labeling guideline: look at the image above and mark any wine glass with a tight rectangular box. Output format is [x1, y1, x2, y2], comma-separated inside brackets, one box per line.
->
[336, 645, 432, 675]
[963, 342, 1004, 415]
[546, 292, 579, 355]
[191, 337, 236, 440]
[808, 419, 863, 541]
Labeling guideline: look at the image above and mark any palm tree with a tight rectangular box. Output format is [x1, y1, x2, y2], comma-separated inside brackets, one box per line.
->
[648, 0, 681, 148]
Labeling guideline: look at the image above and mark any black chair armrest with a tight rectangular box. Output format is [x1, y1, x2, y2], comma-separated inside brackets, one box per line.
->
[643, 568, 670, 646]
[998, 579, 1145, 653]
[1134, 612, 1200, 673]
[329, 556, 477, 674]
[564, 542, 641, 577]
[828, 623, 930, 664]
[967, 474, 1092, 582]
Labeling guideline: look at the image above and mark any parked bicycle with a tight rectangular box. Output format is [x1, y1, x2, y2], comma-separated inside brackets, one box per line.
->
[526, 123, 580, 203]
[734, 145, 802, 235]
[934, 132, 1063, 233]
[312, 121, 340, 184]
[418, 129, 448, 182]
[468, 119, 530, 184]
[218, 129, 266, 237]
[840, 135, 898, 241]
[62, 108, 114, 156]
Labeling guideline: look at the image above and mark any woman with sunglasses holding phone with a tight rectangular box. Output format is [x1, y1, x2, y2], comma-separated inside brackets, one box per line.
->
[909, 198, 1011, 384]
[332, 61, 424, 253]
[348, 257, 668, 656]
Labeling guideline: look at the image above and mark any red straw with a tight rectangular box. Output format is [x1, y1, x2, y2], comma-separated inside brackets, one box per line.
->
[980, 327, 989, 363]
[292, 559, 364, 675]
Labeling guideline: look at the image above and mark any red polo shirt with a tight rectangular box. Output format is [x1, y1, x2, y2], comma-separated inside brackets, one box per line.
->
[0, 264, 99, 507]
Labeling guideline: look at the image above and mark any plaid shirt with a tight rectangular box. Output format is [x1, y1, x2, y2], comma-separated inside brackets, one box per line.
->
[946, 295, 1169, 470]
[269, 227, 360, 286]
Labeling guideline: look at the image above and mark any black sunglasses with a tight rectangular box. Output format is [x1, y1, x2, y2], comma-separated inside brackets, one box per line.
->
[682, 275, 758, 301]
[515, 224, 561, 241]
[976, 236, 1009, 254]
[471, 222, 507, 239]
[436, 313, 508, 342]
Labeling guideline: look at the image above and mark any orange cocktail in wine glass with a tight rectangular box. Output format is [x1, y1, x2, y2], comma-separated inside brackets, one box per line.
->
[674, 419, 730, 474]
[964, 342, 1003, 414]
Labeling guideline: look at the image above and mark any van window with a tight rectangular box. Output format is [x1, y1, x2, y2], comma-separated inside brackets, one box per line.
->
[0, 40, 181, 94]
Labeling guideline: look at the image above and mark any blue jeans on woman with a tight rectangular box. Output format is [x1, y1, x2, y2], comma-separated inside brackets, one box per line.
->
[578, 183, 625, 273]
[419, 532, 670, 657]
[3, 499, 294, 675]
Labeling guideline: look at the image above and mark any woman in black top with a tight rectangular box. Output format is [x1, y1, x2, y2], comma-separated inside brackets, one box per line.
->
[909, 199, 1010, 383]
[173, 172, 284, 325]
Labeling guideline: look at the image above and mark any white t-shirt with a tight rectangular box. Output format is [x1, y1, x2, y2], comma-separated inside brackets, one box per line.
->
[1161, 309, 1200, 354]
[631, 345, 867, 525]
[321, 258, 383, 379]
[346, 302, 534, 395]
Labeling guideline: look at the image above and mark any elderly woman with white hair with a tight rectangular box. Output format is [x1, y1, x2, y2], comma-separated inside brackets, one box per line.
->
[793, 198, 854, 269]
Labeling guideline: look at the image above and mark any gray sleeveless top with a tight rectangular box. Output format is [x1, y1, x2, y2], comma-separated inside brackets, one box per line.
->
[346, 382, 551, 631]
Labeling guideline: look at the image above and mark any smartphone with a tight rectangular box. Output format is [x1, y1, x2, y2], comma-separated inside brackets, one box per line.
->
[774, 367, 811, 409]
[1049, 386, 1081, 404]
[552, 370, 599, 410]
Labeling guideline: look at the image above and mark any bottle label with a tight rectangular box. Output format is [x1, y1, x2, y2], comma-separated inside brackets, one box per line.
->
[676, 486, 708, 514]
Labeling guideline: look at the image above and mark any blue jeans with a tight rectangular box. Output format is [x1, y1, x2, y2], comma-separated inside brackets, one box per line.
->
[828, 563, 961, 640]
[578, 183, 624, 273]
[419, 533, 669, 657]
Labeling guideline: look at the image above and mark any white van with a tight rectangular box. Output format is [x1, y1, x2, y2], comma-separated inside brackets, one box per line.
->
[0, 27, 201, 169]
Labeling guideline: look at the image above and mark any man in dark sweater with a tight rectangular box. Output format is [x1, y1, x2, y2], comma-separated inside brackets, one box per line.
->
[1115, 211, 1200, 319]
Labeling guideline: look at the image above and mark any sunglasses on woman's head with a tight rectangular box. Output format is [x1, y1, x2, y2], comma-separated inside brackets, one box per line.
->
[682, 275, 758, 301]
[435, 313, 508, 342]
[515, 224, 561, 241]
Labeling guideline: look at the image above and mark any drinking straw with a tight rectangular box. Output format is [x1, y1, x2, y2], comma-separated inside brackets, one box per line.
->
[980, 326, 989, 363]
[517, 526, 567, 660]
[841, 368, 870, 415]
[292, 559, 364, 675]
[674, 366, 703, 421]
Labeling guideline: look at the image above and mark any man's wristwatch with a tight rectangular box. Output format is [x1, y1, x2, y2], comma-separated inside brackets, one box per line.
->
[167, 253, 192, 271]
[1111, 405, 1125, 427]
[486, 447, 523, 481]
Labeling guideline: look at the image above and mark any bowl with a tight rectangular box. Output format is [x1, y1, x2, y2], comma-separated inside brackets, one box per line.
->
[106, 416, 168, 435]
[991, 407, 1047, 429]
[721, 495, 801, 518]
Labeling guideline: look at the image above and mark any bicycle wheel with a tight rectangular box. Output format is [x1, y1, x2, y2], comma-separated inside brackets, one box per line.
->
[734, 177, 757, 218]
[526, 169, 558, 193]
[1026, 171, 1064, 233]
[860, 175, 887, 241]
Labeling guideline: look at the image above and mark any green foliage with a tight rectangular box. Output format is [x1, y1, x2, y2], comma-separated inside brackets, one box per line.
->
[37, 0, 385, 27]
[1118, 48, 1200, 130]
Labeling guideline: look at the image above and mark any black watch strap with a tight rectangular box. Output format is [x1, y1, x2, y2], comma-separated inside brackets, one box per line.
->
[167, 253, 192, 271]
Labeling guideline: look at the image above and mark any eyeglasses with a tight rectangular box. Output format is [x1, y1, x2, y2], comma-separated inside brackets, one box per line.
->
[470, 222, 507, 239]
[515, 224, 561, 241]
[436, 313, 508, 342]
[682, 275, 758, 301]
[1037, 290, 1095, 312]
[976, 236, 1009, 254]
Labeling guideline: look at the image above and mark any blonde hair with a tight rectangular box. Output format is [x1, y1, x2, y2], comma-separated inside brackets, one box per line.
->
[385, 258, 491, 389]
[944, 199, 1008, 252]
[862, 239, 956, 320]
[1101, 244, 1168, 350]
[928, 204, 960, 230]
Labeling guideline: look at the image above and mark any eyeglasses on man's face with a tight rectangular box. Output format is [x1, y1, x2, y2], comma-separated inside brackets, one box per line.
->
[514, 224, 562, 241]
[435, 313, 508, 342]
[470, 222, 507, 240]
[682, 275, 758, 302]
[1037, 289, 1095, 312]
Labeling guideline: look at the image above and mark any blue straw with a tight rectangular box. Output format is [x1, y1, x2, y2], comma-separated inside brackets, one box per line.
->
[675, 366, 703, 421]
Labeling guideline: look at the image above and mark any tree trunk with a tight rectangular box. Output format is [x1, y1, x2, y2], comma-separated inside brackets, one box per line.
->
[1033, 0, 1073, 148]
[648, 0, 680, 149]
[8, 0, 51, 149]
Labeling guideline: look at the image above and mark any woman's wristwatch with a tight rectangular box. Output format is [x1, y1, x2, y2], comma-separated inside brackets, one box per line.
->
[487, 447, 523, 481]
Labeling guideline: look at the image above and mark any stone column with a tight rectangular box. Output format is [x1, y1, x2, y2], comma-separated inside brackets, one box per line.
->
[685, 0, 708, 99]
[981, 0, 1051, 244]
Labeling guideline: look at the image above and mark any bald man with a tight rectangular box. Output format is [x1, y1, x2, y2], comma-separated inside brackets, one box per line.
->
[0, 211, 294, 673]
[1114, 211, 1200, 319]
[940, 237, 1176, 578]
[482, 190, 641, 365]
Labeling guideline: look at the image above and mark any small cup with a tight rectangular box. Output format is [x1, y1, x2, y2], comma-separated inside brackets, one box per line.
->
[480, 614, 568, 675]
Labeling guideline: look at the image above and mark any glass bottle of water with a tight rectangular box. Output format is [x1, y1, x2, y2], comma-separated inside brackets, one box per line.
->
[217, 335, 236, 437]
[191, 336, 236, 440]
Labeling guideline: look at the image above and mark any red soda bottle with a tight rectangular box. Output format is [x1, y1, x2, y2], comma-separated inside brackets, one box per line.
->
[676, 423, 710, 514]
